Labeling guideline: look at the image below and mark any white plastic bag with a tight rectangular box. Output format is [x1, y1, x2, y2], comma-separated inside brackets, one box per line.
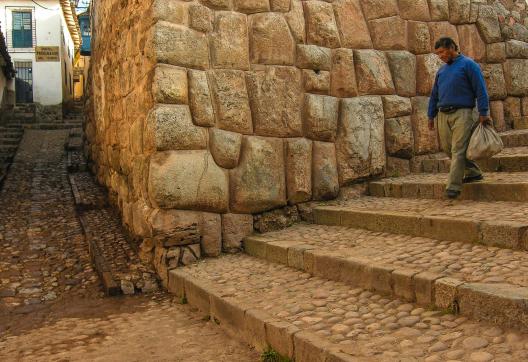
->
[466, 123, 504, 161]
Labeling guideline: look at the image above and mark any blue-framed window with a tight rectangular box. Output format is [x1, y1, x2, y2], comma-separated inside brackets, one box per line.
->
[12, 11, 33, 48]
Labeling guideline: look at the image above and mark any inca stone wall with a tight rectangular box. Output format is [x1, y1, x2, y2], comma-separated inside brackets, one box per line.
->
[85, 0, 528, 276]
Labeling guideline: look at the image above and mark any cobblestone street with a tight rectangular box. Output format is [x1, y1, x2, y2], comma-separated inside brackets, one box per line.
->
[0, 130, 258, 361]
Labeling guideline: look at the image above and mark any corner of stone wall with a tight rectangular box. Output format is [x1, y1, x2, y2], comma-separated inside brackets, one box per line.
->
[86, 0, 528, 285]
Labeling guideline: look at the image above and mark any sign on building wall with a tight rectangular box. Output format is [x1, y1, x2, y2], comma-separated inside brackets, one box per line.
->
[35, 46, 60, 62]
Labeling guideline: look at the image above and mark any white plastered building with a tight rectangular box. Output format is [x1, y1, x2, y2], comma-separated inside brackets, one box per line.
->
[0, 0, 80, 106]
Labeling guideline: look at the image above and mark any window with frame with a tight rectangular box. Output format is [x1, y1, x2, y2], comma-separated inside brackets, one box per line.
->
[12, 11, 33, 48]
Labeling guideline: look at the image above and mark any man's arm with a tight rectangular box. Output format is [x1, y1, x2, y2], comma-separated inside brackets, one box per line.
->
[428, 73, 440, 130]
[467, 61, 490, 123]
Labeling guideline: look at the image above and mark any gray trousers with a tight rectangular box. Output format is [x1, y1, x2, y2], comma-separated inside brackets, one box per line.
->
[437, 108, 482, 192]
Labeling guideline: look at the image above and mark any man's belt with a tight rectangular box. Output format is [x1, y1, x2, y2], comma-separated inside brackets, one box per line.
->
[439, 106, 458, 113]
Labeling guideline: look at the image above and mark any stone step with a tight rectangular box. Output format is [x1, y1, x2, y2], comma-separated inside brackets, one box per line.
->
[369, 172, 528, 202]
[0, 145, 18, 154]
[0, 138, 20, 146]
[501, 129, 528, 148]
[168, 254, 528, 361]
[66, 137, 83, 151]
[244, 223, 528, 333]
[312, 197, 528, 250]
[415, 147, 528, 173]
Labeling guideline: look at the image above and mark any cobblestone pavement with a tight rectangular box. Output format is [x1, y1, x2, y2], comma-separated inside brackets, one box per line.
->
[185, 254, 528, 361]
[0, 130, 101, 314]
[328, 196, 528, 223]
[0, 293, 259, 362]
[254, 223, 528, 287]
[0, 130, 259, 361]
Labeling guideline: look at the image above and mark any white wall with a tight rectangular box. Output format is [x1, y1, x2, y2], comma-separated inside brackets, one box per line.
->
[59, 6, 74, 102]
[0, 0, 73, 105]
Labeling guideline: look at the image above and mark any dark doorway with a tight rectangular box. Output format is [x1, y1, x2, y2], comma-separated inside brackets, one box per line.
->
[15, 61, 33, 103]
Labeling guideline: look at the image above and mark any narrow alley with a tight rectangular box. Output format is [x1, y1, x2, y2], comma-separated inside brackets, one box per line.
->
[0, 129, 258, 361]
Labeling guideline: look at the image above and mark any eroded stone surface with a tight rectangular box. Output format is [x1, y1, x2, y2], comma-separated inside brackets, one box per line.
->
[336, 96, 386, 184]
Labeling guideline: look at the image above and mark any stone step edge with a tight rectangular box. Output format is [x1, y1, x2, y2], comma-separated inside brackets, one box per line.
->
[243, 236, 528, 333]
[167, 268, 354, 362]
[313, 207, 528, 251]
[67, 173, 107, 210]
[369, 180, 528, 202]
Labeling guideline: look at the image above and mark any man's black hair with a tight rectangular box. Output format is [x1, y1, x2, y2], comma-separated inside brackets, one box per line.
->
[434, 37, 459, 51]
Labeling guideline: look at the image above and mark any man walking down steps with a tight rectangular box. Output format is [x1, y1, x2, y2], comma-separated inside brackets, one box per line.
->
[428, 37, 490, 199]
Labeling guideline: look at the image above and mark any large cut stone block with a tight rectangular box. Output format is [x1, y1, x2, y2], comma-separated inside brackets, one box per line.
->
[416, 54, 444, 95]
[296, 45, 331, 70]
[209, 128, 242, 169]
[285, 0, 305, 43]
[354, 50, 395, 95]
[209, 70, 253, 134]
[230, 137, 286, 213]
[382, 95, 412, 118]
[336, 96, 386, 184]
[506, 40, 528, 59]
[369, 16, 408, 50]
[304, 94, 339, 142]
[145, 105, 207, 152]
[481, 64, 507, 100]
[188, 70, 215, 127]
[504, 97, 521, 128]
[386, 51, 417, 97]
[286, 138, 313, 204]
[211, 12, 250, 70]
[486, 42, 506, 63]
[330, 48, 358, 97]
[303, 1, 341, 48]
[407, 21, 431, 54]
[152, 65, 188, 104]
[303, 70, 330, 94]
[333, 0, 372, 48]
[504, 59, 528, 96]
[399, 0, 431, 21]
[458, 24, 486, 62]
[428, 22, 459, 50]
[270, 0, 290, 12]
[312, 141, 339, 200]
[200, 0, 230, 10]
[360, 0, 399, 20]
[233, 0, 270, 13]
[250, 13, 295, 65]
[411, 97, 439, 154]
[246, 66, 303, 137]
[200, 212, 222, 257]
[222, 213, 254, 252]
[154, 22, 209, 70]
[448, 0, 471, 24]
[476, 5, 502, 43]
[428, 0, 449, 21]
[490, 100, 506, 131]
[385, 116, 414, 158]
[189, 4, 213, 33]
[148, 151, 229, 213]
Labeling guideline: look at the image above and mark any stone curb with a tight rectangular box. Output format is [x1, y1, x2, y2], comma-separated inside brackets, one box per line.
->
[243, 236, 528, 332]
[312, 207, 528, 250]
[419, 153, 528, 174]
[77, 214, 121, 296]
[369, 179, 528, 202]
[68, 173, 121, 296]
[167, 269, 356, 362]
[500, 130, 528, 148]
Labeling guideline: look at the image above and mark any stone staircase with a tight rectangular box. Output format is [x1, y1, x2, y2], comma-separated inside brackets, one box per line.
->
[166, 128, 528, 361]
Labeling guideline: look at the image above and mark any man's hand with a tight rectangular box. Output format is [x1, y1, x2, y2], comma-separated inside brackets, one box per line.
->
[428, 119, 435, 131]
[479, 115, 491, 125]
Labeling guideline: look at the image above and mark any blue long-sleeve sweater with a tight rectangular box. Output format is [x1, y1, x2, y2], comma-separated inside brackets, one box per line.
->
[427, 54, 489, 119]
